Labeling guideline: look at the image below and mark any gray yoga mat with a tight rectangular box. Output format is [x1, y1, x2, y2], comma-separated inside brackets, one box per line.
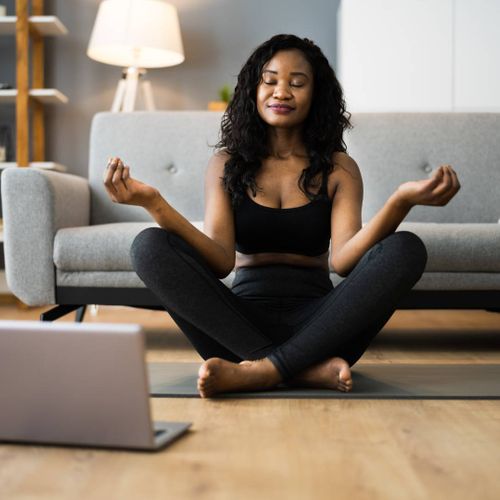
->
[147, 362, 500, 399]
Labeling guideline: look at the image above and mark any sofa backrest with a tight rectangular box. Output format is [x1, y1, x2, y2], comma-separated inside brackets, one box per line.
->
[345, 113, 500, 223]
[88, 111, 223, 224]
[88, 111, 500, 225]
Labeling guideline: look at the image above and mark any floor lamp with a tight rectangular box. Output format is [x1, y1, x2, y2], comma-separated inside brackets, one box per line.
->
[87, 0, 185, 112]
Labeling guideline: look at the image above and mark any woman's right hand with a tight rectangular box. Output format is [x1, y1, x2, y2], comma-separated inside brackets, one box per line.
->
[103, 157, 160, 209]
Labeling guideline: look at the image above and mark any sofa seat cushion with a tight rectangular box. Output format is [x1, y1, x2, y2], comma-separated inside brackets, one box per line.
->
[54, 221, 204, 271]
[54, 221, 500, 274]
[55, 269, 500, 291]
[398, 222, 500, 272]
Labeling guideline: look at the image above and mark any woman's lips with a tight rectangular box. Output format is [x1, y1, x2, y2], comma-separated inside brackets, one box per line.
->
[269, 105, 295, 114]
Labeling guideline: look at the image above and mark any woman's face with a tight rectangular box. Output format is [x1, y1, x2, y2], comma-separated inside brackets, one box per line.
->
[256, 49, 314, 129]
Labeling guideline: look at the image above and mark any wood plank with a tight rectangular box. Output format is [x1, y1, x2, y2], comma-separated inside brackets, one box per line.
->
[0, 16, 68, 36]
[32, 1, 45, 163]
[33, 0, 44, 18]
[29, 88, 68, 104]
[0, 89, 69, 104]
[15, 0, 29, 167]
[32, 101, 45, 161]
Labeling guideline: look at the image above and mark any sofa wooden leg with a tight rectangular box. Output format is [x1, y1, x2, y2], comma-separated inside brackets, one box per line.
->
[40, 305, 85, 322]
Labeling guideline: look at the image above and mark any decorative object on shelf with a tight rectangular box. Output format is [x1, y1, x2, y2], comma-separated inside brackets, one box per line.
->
[208, 84, 233, 111]
[0, 125, 13, 162]
[0, 83, 13, 90]
[0, 5, 6, 16]
[87, 0, 185, 112]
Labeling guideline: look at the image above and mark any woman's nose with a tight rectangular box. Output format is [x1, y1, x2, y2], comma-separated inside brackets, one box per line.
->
[273, 84, 291, 99]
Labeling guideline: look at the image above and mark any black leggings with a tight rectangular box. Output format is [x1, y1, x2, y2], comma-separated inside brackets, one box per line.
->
[130, 228, 427, 381]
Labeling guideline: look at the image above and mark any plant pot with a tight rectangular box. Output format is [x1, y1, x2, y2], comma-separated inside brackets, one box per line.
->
[208, 101, 227, 111]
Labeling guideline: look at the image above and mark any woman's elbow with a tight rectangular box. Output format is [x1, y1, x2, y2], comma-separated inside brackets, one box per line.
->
[330, 259, 347, 278]
[217, 259, 236, 279]
[335, 269, 349, 278]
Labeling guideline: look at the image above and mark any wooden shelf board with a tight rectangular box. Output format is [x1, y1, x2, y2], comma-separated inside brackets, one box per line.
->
[0, 270, 11, 295]
[0, 89, 69, 104]
[0, 162, 67, 172]
[0, 15, 68, 36]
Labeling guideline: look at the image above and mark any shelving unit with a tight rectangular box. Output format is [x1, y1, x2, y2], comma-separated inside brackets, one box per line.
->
[0, 0, 69, 169]
[0, 0, 69, 301]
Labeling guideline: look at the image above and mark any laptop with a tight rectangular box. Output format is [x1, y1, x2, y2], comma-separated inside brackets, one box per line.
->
[0, 320, 192, 451]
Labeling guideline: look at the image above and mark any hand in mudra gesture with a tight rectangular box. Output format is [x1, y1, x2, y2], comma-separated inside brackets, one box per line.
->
[103, 157, 160, 209]
[395, 165, 461, 208]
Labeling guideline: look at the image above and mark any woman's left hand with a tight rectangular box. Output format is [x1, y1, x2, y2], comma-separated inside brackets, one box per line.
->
[394, 164, 461, 208]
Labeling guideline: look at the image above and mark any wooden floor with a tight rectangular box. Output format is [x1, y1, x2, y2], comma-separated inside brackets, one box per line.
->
[1, 304, 500, 500]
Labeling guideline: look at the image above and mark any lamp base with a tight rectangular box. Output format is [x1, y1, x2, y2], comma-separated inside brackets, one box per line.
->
[111, 67, 156, 112]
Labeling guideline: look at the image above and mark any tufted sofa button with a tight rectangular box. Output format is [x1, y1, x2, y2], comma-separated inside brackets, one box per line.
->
[166, 164, 178, 174]
[422, 164, 432, 173]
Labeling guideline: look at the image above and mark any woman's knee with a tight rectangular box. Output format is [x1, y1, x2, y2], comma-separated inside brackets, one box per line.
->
[386, 230, 428, 276]
[130, 226, 202, 274]
[130, 227, 172, 271]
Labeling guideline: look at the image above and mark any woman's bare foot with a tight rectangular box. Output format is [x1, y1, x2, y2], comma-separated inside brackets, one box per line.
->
[197, 357, 283, 398]
[286, 357, 353, 392]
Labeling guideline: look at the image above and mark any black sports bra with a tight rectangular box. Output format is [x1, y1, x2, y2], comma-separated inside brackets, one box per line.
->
[234, 170, 332, 257]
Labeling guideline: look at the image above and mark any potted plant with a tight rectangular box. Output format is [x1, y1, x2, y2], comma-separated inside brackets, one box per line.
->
[208, 84, 233, 111]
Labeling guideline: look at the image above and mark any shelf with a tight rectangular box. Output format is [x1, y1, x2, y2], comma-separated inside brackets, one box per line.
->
[0, 15, 68, 36]
[0, 88, 69, 104]
[0, 162, 67, 172]
[0, 270, 12, 295]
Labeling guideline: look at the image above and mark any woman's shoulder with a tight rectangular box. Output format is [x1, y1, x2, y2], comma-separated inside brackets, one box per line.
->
[207, 149, 231, 174]
[332, 151, 357, 168]
[331, 151, 362, 179]
[327, 152, 363, 198]
[211, 148, 231, 162]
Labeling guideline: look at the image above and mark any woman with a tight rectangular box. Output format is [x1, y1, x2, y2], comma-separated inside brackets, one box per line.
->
[103, 34, 460, 398]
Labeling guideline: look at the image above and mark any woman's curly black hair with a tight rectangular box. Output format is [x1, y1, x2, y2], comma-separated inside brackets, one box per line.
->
[215, 33, 352, 210]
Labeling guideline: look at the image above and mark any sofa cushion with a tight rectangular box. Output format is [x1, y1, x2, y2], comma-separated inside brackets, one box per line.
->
[54, 220, 500, 274]
[399, 222, 500, 272]
[54, 221, 204, 271]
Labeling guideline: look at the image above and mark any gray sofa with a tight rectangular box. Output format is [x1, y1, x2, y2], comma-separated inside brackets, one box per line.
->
[2, 111, 500, 321]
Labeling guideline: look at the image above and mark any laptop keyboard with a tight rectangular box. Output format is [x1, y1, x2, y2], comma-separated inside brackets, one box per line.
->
[154, 429, 168, 436]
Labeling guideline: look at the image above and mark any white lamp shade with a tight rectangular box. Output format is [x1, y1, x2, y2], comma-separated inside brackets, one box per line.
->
[87, 0, 185, 68]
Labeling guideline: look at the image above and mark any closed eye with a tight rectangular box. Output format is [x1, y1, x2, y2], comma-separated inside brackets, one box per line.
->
[263, 81, 304, 88]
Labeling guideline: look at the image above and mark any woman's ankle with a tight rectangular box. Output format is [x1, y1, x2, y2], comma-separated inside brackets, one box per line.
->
[248, 357, 283, 385]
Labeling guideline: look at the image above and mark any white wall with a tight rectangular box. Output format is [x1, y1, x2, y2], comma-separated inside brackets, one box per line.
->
[454, 0, 500, 110]
[338, 0, 500, 112]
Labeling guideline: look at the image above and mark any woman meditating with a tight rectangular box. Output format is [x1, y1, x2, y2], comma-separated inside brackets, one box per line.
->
[103, 34, 460, 398]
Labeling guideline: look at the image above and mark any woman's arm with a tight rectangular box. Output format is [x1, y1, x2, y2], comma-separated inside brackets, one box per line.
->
[145, 195, 234, 278]
[103, 156, 234, 279]
[330, 155, 460, 277]
[331, 193, 412, 277]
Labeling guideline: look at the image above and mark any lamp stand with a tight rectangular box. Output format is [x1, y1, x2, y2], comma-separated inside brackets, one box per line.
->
[111, 66, 156, 112]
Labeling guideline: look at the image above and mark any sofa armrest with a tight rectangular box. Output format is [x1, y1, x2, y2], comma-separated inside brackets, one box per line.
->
[1, 168, 90, 306]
